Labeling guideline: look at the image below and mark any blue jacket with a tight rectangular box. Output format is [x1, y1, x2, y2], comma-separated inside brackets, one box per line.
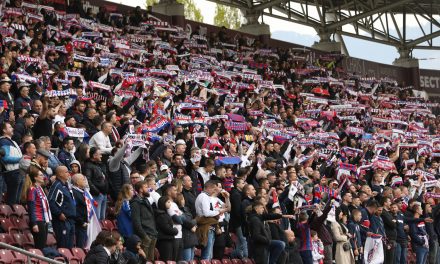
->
[409, 221, 428, 248]
[58, 149, 74, 168]
[117, 200, 133, 238]
[347, 220, 362, 250]
[0, 136, 22, 172]
[396, 212, 407, 245]
[48, 179, 76, 220]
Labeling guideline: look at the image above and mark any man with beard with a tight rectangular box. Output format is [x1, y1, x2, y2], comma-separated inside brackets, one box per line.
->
[33, 97, 59, 138]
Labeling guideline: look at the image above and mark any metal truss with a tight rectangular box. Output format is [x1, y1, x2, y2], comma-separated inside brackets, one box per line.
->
[206, 0, 440, 55]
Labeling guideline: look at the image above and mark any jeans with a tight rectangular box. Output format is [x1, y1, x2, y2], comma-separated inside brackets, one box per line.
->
[182, 247, 195, 261]
[268, 240, 285, 264]
[232, 227, 248, 259]
[3, 170, 23, 205]
[93, 194, 107, 220]
[415, 246, 429, 264]
[201, 229, 215, 260]
[395, 243, 408, 264]
[429, 240, 439, 264]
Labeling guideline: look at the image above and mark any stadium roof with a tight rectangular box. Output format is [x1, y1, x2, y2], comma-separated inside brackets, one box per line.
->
[208, 0, 440, 52]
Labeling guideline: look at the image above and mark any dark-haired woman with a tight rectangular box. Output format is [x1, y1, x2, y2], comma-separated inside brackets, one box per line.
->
[27, 165, 51, 249]
[156, 196, 178, 261]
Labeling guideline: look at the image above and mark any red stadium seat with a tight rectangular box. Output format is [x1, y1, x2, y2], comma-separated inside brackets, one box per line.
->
[241, 259, 253, 264]
[46, 233, 57, 247]
[11, 233, 33, 249]
[200, 260, 211, 264]
[0, 205, 13, 218]
[188, 261, 198, 264]
[166, 261, 176, 264]
[0, 219, 19, 234]
[100, 220, 115, 231]
[0, 249, 15, 264]
[231, 259, 242, 264]
[13, 218, 29, 232]
[71, 248, 86, 263]
[211, 260, 222, 264]
[58, 248, 81, 264]
[12, 251, 28, 264]
[11, 205, 28, 218]
[27, 248, 46, 264]
[106, 207, 117, 220]
[222, 259, 232, 264]
[154, 261, 166, 264]
[0, 233, 14, 244]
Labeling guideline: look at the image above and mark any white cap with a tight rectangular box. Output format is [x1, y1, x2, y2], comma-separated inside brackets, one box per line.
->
[176, 139, 186, 146]
[160, 165, 169, 171]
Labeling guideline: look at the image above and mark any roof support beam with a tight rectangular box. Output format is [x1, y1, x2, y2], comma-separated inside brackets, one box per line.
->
[325, 0, 413, 30]
[253, 0, 287, 11]
[406, 30, 440, 47]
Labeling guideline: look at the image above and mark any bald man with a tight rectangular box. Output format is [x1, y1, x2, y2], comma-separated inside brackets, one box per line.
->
[48, 166, 76, 249]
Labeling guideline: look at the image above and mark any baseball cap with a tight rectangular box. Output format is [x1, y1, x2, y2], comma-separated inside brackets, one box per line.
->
[36, 149, 51, 159]
[160, 165, 169, 171]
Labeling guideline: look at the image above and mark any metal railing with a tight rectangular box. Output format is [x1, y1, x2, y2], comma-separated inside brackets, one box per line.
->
[0, 242, 64, 264]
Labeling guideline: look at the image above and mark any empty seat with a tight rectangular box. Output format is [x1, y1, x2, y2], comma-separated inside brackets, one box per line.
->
[0, 205, 13, 218]
[27, 249, 45, 264]
[154, 261, 166, 264]
[11, 205, 28, 218]
[100, 220, 115, 231]
[200, 260, 211, 264]
[13, 218, 29, 232]
[0, 233, 14, 244]
[231, 259, 243, 264]
[166, 262, 176, 264]
[188, 261, 198, 264]
[71, 248, 86, 263]
[0, 219, 19, 234]
[240, 259, 253, 264]
[222, 259, 232, 264]
[211, 260, 222, 264]
[0, 249, 15, 264]
[58, 248, 80, 264]
[12, 233, 33, 249]
[12, 251, 28, 264]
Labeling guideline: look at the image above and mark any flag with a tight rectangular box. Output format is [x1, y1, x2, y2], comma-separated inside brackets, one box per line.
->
[85, 190, 101, 250]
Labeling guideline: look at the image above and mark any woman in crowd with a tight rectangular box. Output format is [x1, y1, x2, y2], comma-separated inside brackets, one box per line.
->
[27, 165, 51, 249]
[156, 196, 178, 261]
[175, 193, 198, 261]
[331, 209, 355, 264]
[115, 184, 135, 239]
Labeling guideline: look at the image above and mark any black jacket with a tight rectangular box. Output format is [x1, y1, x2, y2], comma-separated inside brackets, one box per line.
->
[182, 188, 196, 217]
[248, 212, 271, 264]
[130, 195, 157, 239]
[248, 212, 271, 246]
[155, 209, 178, 240]
[84, 245, 110, 264]
[381, 209, 397, 241]
[72, 187, 88, 227]
[181, 206, 198, 249]
[229, 188, 243, 230]
[84, 160, 109, 196]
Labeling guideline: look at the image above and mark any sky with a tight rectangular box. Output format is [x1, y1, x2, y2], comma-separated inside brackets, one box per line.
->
[107, 0, 440, 70]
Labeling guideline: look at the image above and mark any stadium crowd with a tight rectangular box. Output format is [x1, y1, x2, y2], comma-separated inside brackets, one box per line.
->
[1, 0, 440, 264]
